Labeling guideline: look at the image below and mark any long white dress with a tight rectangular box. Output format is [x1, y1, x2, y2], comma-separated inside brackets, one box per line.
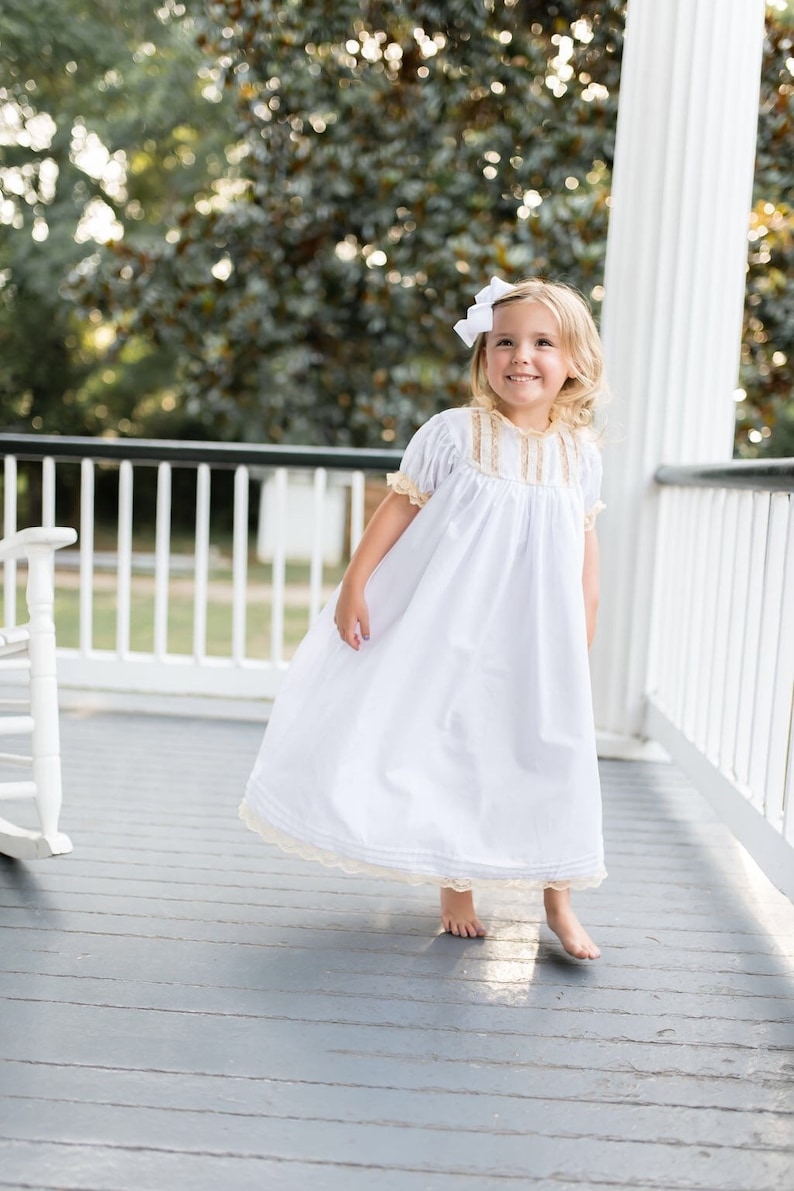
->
[240, 406, 607, 891]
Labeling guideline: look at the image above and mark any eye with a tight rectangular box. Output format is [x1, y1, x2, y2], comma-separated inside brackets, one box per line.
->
[495, 337, 513, 346]
[536, 338, 554, 347]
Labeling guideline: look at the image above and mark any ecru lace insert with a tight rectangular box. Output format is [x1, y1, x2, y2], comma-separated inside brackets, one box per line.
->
[239, 803, 607, 893]
[386, 472, 431, 508]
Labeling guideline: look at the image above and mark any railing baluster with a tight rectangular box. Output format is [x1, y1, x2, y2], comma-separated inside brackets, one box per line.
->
[41, 457, 56, 527]
[79, 459, 95, 654]
[734, 493, 771, 802]
[232, 465, 249, 664]
[720, 489, 753, 780]
[3, 455, 17, 627]
[39, 455, 58, 600]
[681, 488, 712, 740]
[153, 462, 172, 659]
[270, 468, 288, 666]
[309, 468, 327, 625]
[698, 488, 728, 757]
[782, 696, 794, 847]
[193, 463, 211, 662]
[350, 470, 365, 553]
[752, 492, 791, 827]
[116, 460, 134, 658]
[662, 487, 687, 719]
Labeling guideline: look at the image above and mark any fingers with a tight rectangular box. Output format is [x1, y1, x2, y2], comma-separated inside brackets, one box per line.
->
[333, 613, 369, 650]
[359, 607, 370, 642]
[333, 595, 371, 651]
[334, 620, 360, 650]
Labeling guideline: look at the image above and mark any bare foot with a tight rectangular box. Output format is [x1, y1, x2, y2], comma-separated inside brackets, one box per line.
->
[440, 888, 486, 938]
[544, 887, 600, 960]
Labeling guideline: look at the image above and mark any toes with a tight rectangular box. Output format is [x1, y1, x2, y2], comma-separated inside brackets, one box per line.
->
[568, 938, 600, 960]
[442, 918, 486, 938]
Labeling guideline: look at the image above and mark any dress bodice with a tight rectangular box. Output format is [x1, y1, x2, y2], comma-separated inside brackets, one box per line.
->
[387, 407, 605, 529]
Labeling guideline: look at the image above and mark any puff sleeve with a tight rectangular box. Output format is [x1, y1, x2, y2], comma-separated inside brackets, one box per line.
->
[386, 414, 458, 508]
[580, 438, 606, 532]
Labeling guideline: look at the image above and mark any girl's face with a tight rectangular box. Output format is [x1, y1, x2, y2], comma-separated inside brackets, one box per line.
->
[484, 300, 573, 430]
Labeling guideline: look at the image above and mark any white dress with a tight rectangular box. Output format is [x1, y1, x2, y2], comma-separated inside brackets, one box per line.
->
[241, 406, 607, 891]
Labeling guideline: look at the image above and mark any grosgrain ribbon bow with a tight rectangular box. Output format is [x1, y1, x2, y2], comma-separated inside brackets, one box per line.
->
[453, 277, 517, 347]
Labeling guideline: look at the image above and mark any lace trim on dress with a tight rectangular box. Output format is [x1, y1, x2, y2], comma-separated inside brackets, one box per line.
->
[472, 409, 483, 468]
[487, 412, 501, 476]
[584, 500, 606, 531]
[558, 433, 570, 486]
[239, 802, 607, 893]
[519, 434, 530, 484]
[386, 471, 431, 508]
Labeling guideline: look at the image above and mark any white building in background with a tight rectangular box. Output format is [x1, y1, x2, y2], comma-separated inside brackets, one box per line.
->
[257, 471, 349, 566]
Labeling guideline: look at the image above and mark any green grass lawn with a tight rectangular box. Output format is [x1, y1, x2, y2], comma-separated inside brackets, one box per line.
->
[16, 547, 347, 660]
[49, 585, 314, 659]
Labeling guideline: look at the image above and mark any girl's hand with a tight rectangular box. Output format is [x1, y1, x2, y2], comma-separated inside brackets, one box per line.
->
[334, 582, 371, 651]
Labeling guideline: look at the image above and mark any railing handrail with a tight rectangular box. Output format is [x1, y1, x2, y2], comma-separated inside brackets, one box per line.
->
[655, 458, 794, 492]
[0, 432, 404, 472]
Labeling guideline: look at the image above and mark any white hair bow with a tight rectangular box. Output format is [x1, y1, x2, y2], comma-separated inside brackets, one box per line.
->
[453, 277, 516, 347]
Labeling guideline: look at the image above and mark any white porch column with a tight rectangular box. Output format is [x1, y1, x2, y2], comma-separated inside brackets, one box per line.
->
[591, 0, 766, 742]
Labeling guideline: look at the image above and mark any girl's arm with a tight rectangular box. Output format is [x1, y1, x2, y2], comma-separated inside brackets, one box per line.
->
[582, 528, 600, 649]
[335, 490, 421, 650]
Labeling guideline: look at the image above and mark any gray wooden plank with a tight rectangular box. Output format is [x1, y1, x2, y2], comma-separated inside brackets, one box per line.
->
[0, 1140, 530, 1191]
[1, 711, 794, 1191]
[3, 928, 794, 1003]
[2, 1053, 791, 1118]
[2, 1060, 792, 1150]
[2, 965, 794, 1032]
[1, 907, 790, 965]
[1, 998, 792, 1085]
[0, 1096, 792, 1189]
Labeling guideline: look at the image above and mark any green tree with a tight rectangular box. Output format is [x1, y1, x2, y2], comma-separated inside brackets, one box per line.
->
[75, 0, 624, 447]
[9, 0, 792, 455]
[736, 9, 794, 457]
[0, 0, 235, 435]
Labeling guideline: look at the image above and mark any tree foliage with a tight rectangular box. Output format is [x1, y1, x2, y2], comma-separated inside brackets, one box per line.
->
[74, 0, 623, 446]
[736, 12, 794, 457]
[0, 0, 234, 434]
[2, 1, 792, 455]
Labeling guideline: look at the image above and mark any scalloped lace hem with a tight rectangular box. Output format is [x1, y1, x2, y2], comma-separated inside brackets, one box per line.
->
[584, 500, 606, 531]
[239, 803, 606, 892]
[386, 471, 431, 508]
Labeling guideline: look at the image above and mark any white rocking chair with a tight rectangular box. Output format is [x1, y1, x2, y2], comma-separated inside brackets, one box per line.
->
[0, 526, 77, 859]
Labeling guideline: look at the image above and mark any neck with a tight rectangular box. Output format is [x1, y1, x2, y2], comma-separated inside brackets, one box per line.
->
[496, 406, 554, 433]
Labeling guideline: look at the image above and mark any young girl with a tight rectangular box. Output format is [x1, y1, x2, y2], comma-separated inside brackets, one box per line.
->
[241, 277, 607, 960]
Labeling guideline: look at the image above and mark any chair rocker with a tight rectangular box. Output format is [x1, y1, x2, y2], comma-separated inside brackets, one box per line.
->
[0, 526, 77, 859]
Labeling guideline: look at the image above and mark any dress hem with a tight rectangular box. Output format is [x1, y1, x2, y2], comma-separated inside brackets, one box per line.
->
[239, 802, 607, 893]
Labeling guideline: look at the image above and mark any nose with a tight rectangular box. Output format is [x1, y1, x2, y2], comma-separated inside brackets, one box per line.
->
[511, 342, 532, 363]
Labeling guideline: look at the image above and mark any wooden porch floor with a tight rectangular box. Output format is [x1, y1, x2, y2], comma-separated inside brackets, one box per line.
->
[1, 711, 793, 1191]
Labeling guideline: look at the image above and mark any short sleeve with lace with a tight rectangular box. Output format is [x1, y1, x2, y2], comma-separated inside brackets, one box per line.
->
[579, 437, 605, 531]
[386, 414, 459, 508]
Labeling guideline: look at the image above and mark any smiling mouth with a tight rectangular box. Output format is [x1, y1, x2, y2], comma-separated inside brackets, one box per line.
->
[506, 374, 540, 382]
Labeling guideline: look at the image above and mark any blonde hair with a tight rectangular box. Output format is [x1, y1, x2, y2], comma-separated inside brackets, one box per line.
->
[469, 278, 605, 431]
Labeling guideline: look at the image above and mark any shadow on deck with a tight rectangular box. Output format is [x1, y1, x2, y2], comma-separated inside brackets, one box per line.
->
[1, 711, 793, 1191]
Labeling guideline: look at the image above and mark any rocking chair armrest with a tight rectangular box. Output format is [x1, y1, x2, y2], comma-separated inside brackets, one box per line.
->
[0, 527, 77, 562]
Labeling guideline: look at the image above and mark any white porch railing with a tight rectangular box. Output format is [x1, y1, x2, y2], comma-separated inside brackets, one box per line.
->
[646, 459, 794, 901]
[2, 433, 792, 897]
[0, 434, 401, 717]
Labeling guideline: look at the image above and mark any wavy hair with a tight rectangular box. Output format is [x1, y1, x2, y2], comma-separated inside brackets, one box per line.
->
[469, 278, 606, 431]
